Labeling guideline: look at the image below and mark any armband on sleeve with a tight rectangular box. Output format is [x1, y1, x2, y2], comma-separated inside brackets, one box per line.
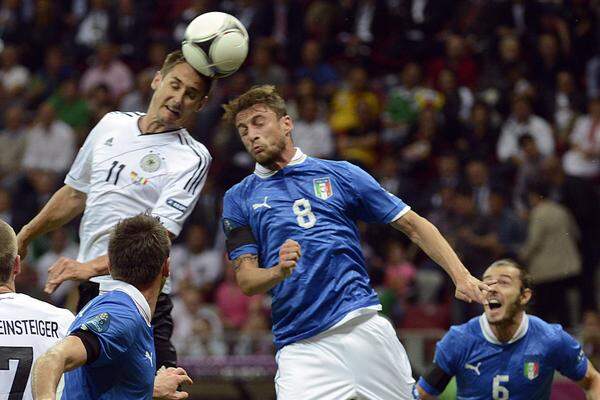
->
[420, 362, 453, 395]
[70, 329, 101, 364]
[225, 226, 256, 253]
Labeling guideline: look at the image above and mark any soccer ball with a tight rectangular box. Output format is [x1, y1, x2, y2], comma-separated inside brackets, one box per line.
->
[181, 12, 249, 78]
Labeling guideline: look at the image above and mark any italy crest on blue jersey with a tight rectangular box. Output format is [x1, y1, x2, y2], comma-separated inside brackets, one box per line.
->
[418, 314, 589, 400]
[222, 149, 410, 349]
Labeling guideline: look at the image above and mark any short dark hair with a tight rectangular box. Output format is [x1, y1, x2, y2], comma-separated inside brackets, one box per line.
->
[0, 220, 16, 284]
[487, 259, 532, 291]
[108, 214, 170, 287]
[222, 85, 287, 125]
[160, 50, 213, 97]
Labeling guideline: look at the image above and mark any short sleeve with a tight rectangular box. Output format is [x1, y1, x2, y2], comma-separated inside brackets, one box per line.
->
[222, 188, 258, 260]
[151, 147, 211, 236]
[344, 162, 410, 224]
[64, 114, 109, 193]
[433, 327, 463, 376]
[553, 327, 588, 381]
[69, 302, 136, 368]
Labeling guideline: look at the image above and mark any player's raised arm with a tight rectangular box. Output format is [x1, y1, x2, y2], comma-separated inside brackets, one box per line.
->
[234, 239, 301, 296]
[391, 210, 493, 305]
[32, 335, 88, 399]
[17, 184, 86, 258]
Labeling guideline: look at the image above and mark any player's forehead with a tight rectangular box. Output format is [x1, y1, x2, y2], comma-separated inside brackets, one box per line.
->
[235, 104, 277, 125]
[163, 63, 206, 95]
[483, 265, 520, 282]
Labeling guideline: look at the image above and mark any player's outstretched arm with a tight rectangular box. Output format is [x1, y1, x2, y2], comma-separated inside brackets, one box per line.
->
[17, 184, 86, 259]
[32, 336, 87, 400]
[578, 361, 600, 399]
[391, 210, 493, 305]
[153, 367, 193, 399]
[234, 239, 301, 296]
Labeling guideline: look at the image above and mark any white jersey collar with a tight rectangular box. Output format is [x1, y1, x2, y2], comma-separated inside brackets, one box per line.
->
[254, 147, 307, 179]
[98, 280, 152, 327]
[479, 313, 529, 345]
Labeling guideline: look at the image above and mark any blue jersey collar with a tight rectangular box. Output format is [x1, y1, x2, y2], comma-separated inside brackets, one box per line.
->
[98, 280, 152, 327]
[479, 313, 529, 345]
[254, 147, 307, 179]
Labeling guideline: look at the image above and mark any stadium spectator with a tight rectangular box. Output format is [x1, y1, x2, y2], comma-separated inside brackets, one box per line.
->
[25, 47, 73, 110]
[248, 40, 288, 89]
[169, 224, 222, 295]
[80, 43, 134, 101]
[0, 189, 12, 226]
[295, 40, 339, 93]
[48, 77, 92, 137]
[0, 105, 27, 182]
[292, 96, 335, 158]
[497, 95, 554, 164]
[0, 44, 30, 99]
[427, 33, 478, 88]
[216, 265, 256, 331]
[562, 97, 600, 180]
[465, 160, 493, 216]
[33, 228, 78, 307]
[119, 70, 154, 112]
[520, 181, 581, 326]
[455, 101, 499, 164]
[21, 102, 76, 174]
[74, 0, 114, 52]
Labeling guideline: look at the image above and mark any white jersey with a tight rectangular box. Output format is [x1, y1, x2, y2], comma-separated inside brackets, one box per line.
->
[65, 111, 212, 290]
[0, 292, 74, 400]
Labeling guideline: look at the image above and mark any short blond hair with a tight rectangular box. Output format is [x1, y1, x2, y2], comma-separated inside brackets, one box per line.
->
[222, 85, 287, 125]
[0, 220, 17, 284]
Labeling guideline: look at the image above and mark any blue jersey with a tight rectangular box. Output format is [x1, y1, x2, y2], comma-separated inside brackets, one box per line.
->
[62, 285, 155, 399]
[222, 150, 409, 349]
[418, 314, 588, 400]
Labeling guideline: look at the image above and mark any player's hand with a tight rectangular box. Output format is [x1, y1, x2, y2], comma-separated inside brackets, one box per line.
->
[277, 239, 301, 279]
[45, 257, 95, 294]
[153, 367, 193, 399]
[454, 272, 496, 305]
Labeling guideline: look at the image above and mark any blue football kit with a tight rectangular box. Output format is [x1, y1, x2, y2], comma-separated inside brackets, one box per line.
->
[222, 149, 410, 349]
[62, 281, 155, 399]
[418, 314, 589, 400]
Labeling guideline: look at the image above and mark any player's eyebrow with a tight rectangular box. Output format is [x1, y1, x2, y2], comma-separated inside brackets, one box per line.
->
[171, 76, 201, 95]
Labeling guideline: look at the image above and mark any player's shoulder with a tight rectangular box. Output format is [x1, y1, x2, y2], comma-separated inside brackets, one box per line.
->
[307, 157, 356, 173]
[8, 293, 74, 322]
[170, 130, 212, 168]
[224, 173, 260, 200]
[527, 314, 569, 344]
[79, 291, 141, 329]
[446, 316, 483, 343]
[105, 110, 145, 122]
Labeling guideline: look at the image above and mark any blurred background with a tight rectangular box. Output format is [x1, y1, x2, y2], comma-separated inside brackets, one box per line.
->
[1, 0, 599, 398]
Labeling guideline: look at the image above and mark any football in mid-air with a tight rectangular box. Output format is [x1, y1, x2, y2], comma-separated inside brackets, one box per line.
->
[181, 12, 249, 78]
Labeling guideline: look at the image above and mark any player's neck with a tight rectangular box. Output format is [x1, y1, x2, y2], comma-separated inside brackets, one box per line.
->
[0, 283, 15, 294]
[264, 145, 296, 171]
[491, 311, 525, 343]
[138, 115, 180, 134]
[137, 282, 162, 317]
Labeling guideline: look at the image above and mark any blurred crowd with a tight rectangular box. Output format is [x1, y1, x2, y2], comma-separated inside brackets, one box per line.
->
[1, 0, 599, 357]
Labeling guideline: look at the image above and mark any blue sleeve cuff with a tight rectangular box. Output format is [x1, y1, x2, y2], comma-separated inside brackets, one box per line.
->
[229, 244, 259, 261]
[417, 376, 441, 396]
[572, 356, 589, 381]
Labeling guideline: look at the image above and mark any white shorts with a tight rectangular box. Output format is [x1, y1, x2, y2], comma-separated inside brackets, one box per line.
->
[274, 313, 416, 400]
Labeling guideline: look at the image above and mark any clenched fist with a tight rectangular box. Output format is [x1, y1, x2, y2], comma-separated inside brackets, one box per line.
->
[278, 239, 301, 278]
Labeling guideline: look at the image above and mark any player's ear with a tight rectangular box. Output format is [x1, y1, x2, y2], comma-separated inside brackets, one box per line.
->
[151, 71, 162, 91]
[162, 257, 170, 278]
[280, 115, 293, 136]
[520, 288, 532, 307]
[12, 255, 21, 277]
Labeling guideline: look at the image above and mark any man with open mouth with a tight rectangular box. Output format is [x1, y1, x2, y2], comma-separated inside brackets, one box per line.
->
[417, 259, 600, 399]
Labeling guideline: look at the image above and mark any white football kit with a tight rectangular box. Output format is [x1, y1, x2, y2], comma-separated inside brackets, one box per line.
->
[0, 292, 74, 400]
[65, 111, 212, 292]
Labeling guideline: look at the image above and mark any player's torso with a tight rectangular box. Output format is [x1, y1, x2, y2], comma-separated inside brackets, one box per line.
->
[243, 160, 360, 269]
[66, 294, 155, 399]
[79, 112, 193, 260]
[456, 334, 553, 400]
[0, 294, 73, 400]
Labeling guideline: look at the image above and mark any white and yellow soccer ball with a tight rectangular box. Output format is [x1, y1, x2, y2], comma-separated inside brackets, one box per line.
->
[181, 12, 249, 78]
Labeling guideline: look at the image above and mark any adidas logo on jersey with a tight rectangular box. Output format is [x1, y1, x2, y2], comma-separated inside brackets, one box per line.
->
[104, 137, 114, 146]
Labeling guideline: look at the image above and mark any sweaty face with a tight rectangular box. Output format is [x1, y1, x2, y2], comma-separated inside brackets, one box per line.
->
[235, 104, 292, 166]
[482, 265, 529, 325]
[148, 63, 207, 129]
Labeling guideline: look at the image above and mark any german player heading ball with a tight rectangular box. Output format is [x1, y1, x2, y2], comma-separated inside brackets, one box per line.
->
[182, 12, 249, 78]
